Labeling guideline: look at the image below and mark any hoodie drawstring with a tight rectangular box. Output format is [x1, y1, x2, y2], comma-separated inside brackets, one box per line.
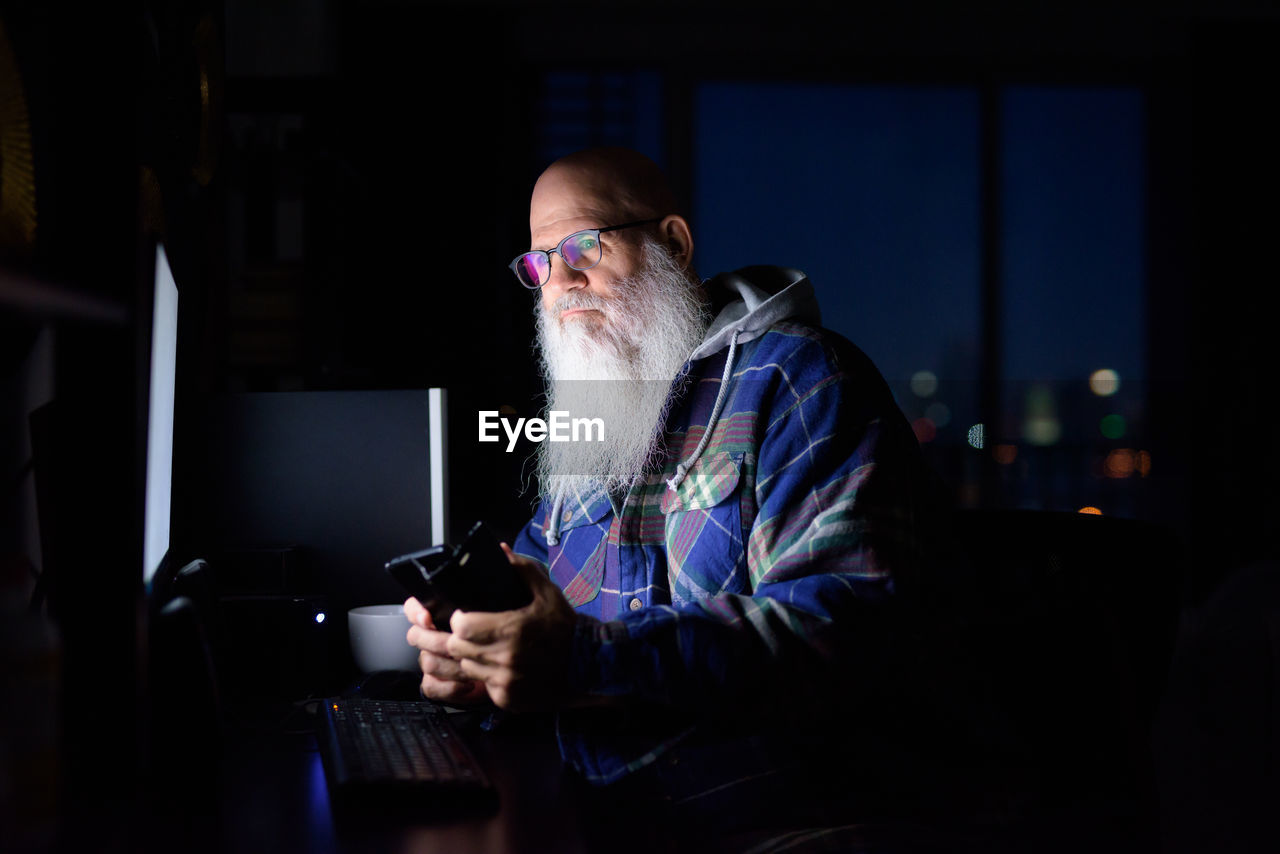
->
[667, 329, 740, 492]
[544, 491, 566, 547]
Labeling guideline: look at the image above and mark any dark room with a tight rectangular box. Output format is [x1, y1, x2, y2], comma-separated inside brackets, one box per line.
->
[2, 1, 1278, 852]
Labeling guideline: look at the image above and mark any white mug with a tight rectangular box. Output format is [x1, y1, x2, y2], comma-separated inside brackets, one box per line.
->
[348, 605, 419, 673]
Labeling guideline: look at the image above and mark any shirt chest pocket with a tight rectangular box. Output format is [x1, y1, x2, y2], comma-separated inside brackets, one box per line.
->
[659, 452, 748, 603]
[547, 493, 614, 607]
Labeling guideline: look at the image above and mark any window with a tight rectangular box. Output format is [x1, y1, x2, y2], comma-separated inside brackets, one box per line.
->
[694, 81, 1146, 515]
[998, 87, 1146, 514]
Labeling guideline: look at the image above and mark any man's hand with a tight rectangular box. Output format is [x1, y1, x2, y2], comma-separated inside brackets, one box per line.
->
[404, 598, 489, 706]
[445, 543, 578, 713]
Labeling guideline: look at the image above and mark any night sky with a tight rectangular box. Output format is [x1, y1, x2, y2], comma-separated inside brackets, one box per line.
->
[693, 83, 1144, 390]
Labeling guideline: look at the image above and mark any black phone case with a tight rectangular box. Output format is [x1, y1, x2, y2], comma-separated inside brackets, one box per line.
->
[385, 521, 532, 630]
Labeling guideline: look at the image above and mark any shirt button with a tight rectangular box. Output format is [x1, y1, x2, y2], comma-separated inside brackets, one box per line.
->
[561, 510, 573, 523]
[629, 598, 642, 611]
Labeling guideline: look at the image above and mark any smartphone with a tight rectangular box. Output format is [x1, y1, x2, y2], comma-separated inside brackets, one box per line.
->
[385, 521, 532, 631]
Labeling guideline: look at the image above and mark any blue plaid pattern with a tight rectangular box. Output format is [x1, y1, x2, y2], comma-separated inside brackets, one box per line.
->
[514, 321, 933, 785]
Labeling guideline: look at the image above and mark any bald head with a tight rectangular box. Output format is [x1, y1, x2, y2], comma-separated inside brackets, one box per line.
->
[526, 148, 695, 296]
[530, 147, 681, 231]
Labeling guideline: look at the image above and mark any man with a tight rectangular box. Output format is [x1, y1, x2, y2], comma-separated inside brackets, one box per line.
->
[405, 147, 949, 824]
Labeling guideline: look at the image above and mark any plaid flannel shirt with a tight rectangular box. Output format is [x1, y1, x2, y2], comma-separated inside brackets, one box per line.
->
[513, 281, 933, 788]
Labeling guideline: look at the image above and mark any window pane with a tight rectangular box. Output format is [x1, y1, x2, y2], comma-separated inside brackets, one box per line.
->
[999, 87, 1146, 515]
[694, 83, 981, 486]
[537, 71, 664, 166]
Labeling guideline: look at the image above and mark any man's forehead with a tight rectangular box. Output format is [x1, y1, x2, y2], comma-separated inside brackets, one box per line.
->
[529, 165, 631, 232]
[529, 197, 613, 233]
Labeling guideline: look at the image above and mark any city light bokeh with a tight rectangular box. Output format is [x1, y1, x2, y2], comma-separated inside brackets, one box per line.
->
[1090, 368, 1122, 397]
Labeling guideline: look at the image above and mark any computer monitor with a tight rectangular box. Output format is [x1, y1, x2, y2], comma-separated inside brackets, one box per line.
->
[197, 387, 451, 686]
[428, 387, 449, 546]
[143, 242, 178, 586]
[127, 240, 230, 839]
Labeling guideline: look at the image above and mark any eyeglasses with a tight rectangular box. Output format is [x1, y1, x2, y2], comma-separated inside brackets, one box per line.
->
[508, 218, 662, 289]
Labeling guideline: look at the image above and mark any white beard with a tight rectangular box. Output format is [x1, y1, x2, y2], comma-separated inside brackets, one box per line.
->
[534, 235, 710, 502]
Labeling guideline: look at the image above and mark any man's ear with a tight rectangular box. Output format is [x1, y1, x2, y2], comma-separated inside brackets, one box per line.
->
[658, 214, 694, 270]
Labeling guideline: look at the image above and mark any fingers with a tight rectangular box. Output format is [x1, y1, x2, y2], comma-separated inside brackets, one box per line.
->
[447, 633, 516, 670]
[406, 622, 451, 655]
[418, 648, 472, 683]
[407, 611, 505, 682]
[410, 625, 485, 701]
[499, 543, 570, 611]
[456, 656, 504, 692]
[500, 542, 551, 586]
[406, 598, 494, 707]
[445, 611, 515, 683]
[403, 596, 435, 630]
[419, 671, 487, 705]
[408, 621, 472, 682]
[454, 657, 517, 712]
[449, 608, 510, 646]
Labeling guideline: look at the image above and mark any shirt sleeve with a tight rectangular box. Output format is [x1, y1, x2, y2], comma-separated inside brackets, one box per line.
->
[564, 332, 931, 713]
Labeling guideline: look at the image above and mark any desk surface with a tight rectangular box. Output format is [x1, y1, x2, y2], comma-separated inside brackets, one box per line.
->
[138, 700, 1162, 854]
[210, 709, 623, 854]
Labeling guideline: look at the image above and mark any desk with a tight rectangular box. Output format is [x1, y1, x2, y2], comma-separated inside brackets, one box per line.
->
[207, 709, 624, 854]
[151, 701, 1163, 854]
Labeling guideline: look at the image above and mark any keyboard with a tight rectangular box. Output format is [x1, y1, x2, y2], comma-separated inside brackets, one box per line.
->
[315, 698, 495, 810]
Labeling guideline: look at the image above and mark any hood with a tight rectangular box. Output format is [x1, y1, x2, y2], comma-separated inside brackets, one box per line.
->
[688, 266, 821, 362]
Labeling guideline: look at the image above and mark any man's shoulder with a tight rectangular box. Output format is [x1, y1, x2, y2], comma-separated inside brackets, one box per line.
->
[745, 320, 880, 378]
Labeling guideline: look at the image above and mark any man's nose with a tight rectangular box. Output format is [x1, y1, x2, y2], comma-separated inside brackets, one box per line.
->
[542, 254, 588, 298]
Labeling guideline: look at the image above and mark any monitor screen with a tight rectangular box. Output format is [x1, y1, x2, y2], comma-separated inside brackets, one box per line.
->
[143, 243, 178, 584]
[427, 387, 448, 546]
[200, 388, 450, 608]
